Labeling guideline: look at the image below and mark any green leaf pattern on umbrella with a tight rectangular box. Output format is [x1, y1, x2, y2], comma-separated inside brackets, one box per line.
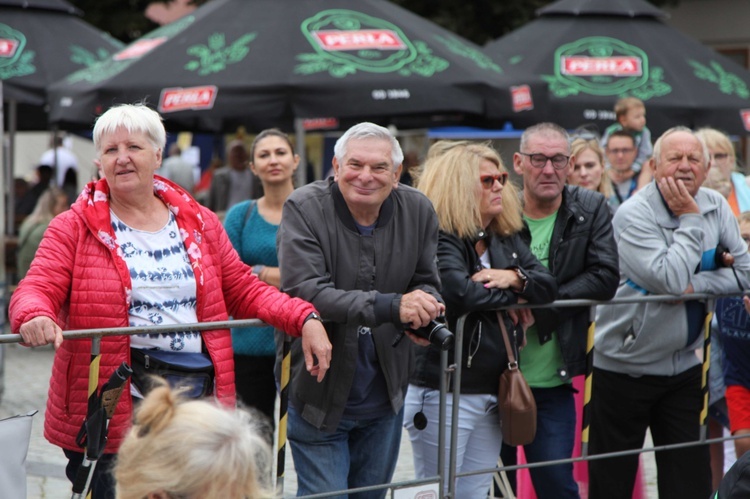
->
[400, 41, 448, 77]
[66, 16, 195, 85]
[184, 32, 257, 76]
[295, 9, 448, 78]
[70, 46, 115, 68]
[688, 60, 750, 99]
[626, 66, 671, 101]
[0, 50, 34, 80]
[433, 35, 503, 74]
[0, 23, 34, 79]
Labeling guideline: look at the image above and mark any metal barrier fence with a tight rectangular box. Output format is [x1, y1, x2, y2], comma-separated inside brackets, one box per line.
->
[0, 290, 746, 498]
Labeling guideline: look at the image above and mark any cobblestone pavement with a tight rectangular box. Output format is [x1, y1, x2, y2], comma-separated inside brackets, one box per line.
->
[1, 341, 661, 498]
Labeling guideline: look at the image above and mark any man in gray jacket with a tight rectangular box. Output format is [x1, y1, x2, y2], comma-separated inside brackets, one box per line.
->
[277, 122, 443, 498]
[590, 127, 750, 499]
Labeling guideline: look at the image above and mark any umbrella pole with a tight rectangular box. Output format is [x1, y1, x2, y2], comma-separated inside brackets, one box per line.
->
[294, 118, 307, 186]
[580, 306, 596, 458]
[276, 334, 291, 495]
[7, 98, 16, 237]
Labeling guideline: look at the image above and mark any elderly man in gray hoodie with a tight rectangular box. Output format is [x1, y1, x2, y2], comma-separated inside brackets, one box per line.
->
[590, 127, 750, 499]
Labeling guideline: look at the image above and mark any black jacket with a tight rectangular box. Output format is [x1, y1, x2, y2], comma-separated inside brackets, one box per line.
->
[410, 230, 558, 394]
[520, 185, 619, 378]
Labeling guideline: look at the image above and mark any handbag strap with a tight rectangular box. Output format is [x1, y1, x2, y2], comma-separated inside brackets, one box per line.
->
[496, 311, 518, 369]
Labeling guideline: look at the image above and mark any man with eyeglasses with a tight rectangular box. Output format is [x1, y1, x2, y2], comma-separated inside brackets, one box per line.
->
[499, 122, 619, 498]
[605, 129, 642, 210]
[590, 127, 750, 499]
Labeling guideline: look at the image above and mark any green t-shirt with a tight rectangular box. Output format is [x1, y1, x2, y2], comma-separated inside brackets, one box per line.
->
[521, 212, 566, 388]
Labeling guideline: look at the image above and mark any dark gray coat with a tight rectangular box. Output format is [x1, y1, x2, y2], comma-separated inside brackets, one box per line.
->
[277, 179, 441, 431]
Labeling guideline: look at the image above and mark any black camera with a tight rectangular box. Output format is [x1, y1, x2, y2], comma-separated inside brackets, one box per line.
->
[410, 317, 454, 351]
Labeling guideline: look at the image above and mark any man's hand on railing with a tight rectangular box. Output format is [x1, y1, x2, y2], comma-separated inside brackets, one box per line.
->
[507, 306, 534, 350]
[19, 316, 63, 349]
[301, 319, 332, 383]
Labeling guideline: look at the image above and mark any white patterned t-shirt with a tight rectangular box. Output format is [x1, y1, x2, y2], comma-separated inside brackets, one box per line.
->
[111, 209, 201, 353]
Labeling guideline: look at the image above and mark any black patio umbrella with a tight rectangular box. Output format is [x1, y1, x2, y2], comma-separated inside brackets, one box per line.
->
[0, 0, 123, 237]
[0, 0, 123, 130]
[47, 0, 545, 133]
[484, 0, 750, 136]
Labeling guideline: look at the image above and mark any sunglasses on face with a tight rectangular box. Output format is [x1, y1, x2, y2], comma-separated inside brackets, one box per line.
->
[480, 173, 508, 189]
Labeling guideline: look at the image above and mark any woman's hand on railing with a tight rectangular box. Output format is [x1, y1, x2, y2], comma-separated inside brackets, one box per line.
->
[471, 268, 518, 290]
[19, 316, 63, 349]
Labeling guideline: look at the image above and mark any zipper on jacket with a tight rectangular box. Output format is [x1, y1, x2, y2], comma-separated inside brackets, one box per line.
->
[466, 322, 482, 368]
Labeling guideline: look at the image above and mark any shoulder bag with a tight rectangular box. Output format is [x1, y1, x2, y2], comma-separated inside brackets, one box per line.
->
[497, 311, 537, 446]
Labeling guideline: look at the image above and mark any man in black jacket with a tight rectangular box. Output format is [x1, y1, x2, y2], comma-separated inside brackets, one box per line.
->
[499, 122, 619, 498]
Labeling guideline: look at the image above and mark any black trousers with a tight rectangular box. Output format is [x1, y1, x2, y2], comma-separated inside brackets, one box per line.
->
[234, 354, 276, 442]
[64, 449, 116, 499]
[588, 365, 711, 499]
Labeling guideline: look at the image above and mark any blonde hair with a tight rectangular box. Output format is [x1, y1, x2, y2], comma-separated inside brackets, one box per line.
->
[417, 140, 522, 239]
[614, 97, 645, 119]
[24, 186, 67, 226]
[570, 138, 614, 199]
[114, 379, 273, 499]
[695, 127, 737, 170]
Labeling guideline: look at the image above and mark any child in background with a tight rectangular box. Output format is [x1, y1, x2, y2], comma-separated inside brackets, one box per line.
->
[715, 212, 750, 462]
[600, 97, 653, 174]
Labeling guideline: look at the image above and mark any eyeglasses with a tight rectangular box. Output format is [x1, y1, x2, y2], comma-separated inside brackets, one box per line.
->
[480, 173, 508, 189]
[519, 152, 570, 170]
[607, 147, 635, 155]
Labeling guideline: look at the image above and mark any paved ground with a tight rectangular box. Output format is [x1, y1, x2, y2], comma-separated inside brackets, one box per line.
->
[0, 341, 666, 499]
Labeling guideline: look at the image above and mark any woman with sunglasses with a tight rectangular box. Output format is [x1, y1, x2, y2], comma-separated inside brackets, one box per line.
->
[404, 141, 557, 497]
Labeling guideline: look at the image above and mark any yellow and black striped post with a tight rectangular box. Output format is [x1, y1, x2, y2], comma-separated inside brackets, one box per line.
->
[71, 336, 102, 499]
[700, 300, 714, 441]
[276, 334, 291, 494]
[87, 337, 102, 406]
[581, 305, 596, 458]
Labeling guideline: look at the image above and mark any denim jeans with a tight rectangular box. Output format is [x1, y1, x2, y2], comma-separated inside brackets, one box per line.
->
[288, 404, 404, 498]
[404, 385, 502, 498]
[501, 384, 579, 499]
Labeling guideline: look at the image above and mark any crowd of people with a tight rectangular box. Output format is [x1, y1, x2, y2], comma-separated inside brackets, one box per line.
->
[10, 97, 750, 499]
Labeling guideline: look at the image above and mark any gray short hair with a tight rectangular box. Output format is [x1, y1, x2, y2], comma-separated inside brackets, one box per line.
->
[333, 122, 404, 168]
[93, 103, 166, 154]
[652, 126, 710, 168]
[520, 122, 570, 153]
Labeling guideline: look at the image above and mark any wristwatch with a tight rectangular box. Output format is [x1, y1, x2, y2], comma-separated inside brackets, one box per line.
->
[514, 268, 528, 293]
[303, 312, 323, 325]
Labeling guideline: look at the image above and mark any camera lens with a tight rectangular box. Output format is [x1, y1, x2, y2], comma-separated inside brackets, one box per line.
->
[412, 319, 454, 351]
